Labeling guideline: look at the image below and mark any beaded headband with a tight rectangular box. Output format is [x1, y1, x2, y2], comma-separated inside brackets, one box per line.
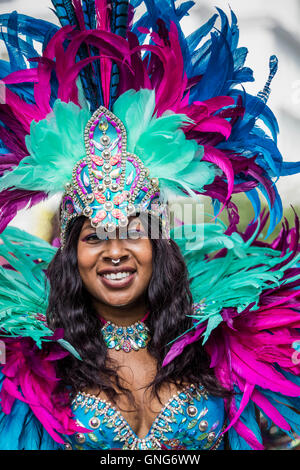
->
[60, 106, 167, 246]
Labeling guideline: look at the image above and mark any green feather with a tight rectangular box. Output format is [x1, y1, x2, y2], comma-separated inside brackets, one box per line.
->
[0, 227, 81, 358]
[0, 100, 91, 194]
[171, 219, 300, 341]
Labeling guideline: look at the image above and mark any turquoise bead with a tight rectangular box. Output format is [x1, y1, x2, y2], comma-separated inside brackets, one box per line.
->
[170, 399, 179, 408]
[157, 419, 166, 427]
[98, 402, 106, 410]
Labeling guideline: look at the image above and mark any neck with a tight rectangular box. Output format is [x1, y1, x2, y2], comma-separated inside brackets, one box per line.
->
[94, 299, 149, 326]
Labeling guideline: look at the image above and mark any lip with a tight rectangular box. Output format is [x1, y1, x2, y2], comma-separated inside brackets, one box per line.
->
[98, 266, 137, 289]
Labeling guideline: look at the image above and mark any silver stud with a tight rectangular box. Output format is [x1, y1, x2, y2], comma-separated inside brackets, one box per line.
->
[199, 420, 208, 432]
[97, 184, 104, 192]
[89, 417, 101, 429]
[100, 135, 110, 146]
[151, 177, 159, 187]
[75, 433, 86, 444]
[83, 206, 93, 217]
[64, 442, 72, 450]
[86, 193, 95, 204]
[187, 405, 198, 417]
[104, 201, 113, 211]
[104, 176, 111, 185]
[110, 183, 119, 192]
[102, 150, 111, 159]
[207, 431, 216, 442]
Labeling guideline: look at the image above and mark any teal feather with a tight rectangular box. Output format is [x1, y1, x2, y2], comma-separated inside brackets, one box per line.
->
[0, 100, 91, 194]
[0, 227, 80, 358]
[171, 219, 300, 342]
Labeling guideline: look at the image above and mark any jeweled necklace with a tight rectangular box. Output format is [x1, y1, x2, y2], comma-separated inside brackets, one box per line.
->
[99, 311, 150, 353]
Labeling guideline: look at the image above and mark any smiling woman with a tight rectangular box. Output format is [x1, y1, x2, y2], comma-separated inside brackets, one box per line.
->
[46, 213, 228, 449]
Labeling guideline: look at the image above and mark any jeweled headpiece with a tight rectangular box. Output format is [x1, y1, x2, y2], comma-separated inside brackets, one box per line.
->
[61, 105, 161, 243]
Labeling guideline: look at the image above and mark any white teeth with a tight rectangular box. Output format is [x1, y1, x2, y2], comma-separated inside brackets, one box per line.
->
[103, 271, 132, 280]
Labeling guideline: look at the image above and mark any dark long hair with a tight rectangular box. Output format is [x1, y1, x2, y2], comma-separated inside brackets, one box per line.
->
[46, 214, 230, 409]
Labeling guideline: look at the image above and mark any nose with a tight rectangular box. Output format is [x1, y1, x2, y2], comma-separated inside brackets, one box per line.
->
[101, 238, 129, 264]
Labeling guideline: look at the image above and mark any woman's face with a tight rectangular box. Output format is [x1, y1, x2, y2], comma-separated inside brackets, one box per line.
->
[77, 217, 153, 310]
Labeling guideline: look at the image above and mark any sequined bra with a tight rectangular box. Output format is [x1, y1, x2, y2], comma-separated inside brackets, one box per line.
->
[63, 384, 225, 450]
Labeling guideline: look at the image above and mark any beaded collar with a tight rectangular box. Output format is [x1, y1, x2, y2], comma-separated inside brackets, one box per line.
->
[99, 311, 150, 353]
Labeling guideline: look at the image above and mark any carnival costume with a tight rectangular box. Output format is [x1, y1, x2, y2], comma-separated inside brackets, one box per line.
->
[0, 0, 299, 451]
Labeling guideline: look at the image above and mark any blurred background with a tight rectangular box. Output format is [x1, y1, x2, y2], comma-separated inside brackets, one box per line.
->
[0, 0, 299, 241]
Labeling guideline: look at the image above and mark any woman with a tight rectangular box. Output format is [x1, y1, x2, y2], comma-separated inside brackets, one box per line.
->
[0, 0, 300, 451]
[45, 212, 227, 449]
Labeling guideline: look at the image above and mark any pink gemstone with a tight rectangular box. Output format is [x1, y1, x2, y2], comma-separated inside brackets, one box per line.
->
[112, 208, 122, 219]
[92, 210, 107, 224]
[95, 192, 106, 204]
[122, 340, 131, 353]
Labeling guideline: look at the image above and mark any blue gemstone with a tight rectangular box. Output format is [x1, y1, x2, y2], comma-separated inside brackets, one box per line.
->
[158, 419, 166, 427]
[127, 327, 134, 334]
[107, 408, 116, 417]
[106, 325, 114, 333]
[128, 437, 134, 444]
[179, 393, 187, 400]
[108, 340, 116, 348]
[87, 398, 95, 406]
[77, 395, 83, 403]
[136, 339, 145, 347]
[136, 324, 144, 331]
[154, 430, 162, 438]
[116, 328, 123, 335]
[115, 418, 122, 426]
[170, 400, 179, 408]
[98, 402, 106, 410]
[146, 441, 152, 448]
[163, 409, 172, 417]
[120, 428, 127, 436]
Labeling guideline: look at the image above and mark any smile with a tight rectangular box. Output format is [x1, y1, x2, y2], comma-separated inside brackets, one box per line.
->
[98, 270, 136, 289]
[103, 271, 132, 280]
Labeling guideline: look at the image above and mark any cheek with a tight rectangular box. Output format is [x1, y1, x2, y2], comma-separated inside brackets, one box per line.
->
[136, 240, 153, 282]
[77, 243, 98, 279]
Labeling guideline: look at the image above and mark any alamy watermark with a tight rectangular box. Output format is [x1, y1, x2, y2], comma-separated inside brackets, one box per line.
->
[95, 201, 205, 250]
[0, 80, 5, 105]
[0, 340, 6, 364]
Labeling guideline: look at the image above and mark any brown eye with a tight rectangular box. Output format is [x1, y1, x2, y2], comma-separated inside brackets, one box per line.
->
[83, 233, 101, 243]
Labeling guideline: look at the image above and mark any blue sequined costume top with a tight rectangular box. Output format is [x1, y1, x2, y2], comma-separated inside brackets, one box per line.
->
[64, 384, 225, 450]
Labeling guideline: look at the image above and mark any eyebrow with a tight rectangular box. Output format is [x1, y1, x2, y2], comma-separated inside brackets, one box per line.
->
[81, 224, 96, 233]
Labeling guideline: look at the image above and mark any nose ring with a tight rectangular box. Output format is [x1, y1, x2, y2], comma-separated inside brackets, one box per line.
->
[111, 259, 120, 265]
